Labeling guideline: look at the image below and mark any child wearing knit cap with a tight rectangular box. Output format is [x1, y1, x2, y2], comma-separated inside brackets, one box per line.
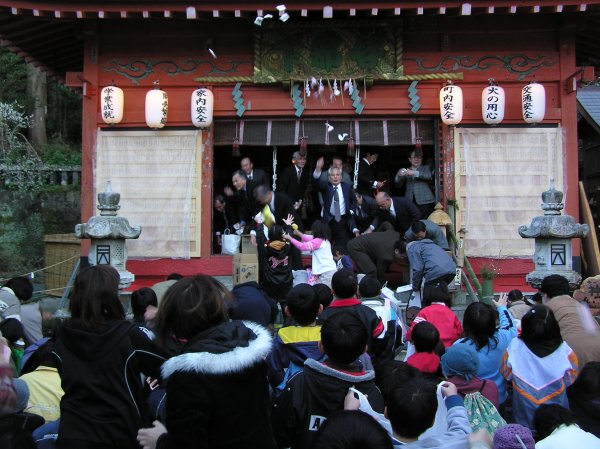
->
[493, 424, 535, 449]
[442, 342, 499, 409]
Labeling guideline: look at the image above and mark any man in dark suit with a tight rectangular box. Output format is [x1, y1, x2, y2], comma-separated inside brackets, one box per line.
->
[347, 222, 400, 283]
[367, 191, 420, 235]
[213, 194, 238, 253]
[241, 157, 269, 187]
[317, 166, 358, 250]
[277, 151, 309, 228]
[357, 152, 384, 197]
[278, 151, 309, 204]
[223, 170, 257, 232]
[351, 190, 378, 234]
[250, 184, 301, 269]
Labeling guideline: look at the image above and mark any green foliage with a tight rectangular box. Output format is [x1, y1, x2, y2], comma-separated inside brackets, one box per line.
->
[0, 197, 44, 277]
[46, 82, 82, 146]
[480, 262, 498, 280]
[42, 142, 81, 166]
[0, 48, 29, 107]
[0, 47, 81, 152]
[0, 101, 33, 162]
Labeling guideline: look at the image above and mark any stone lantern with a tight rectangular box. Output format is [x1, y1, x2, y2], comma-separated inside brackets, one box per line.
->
[428, 202, 452, 237]
[75, 182, 141, 289]
[518, 179, 589, 289]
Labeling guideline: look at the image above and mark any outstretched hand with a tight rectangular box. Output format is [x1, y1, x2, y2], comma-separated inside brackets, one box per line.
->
[493, 292, 508, 309]
[283, 213, 295, 226]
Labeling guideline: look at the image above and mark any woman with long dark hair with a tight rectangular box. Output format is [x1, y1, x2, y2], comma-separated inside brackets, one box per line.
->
[137, 275, 275, 449]
[501, 305, 578, 428]
[53, 265, 166, 449]
[455, 293, 517, 406]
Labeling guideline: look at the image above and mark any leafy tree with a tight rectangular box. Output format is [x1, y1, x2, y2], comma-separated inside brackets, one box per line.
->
[0, 47, 29, 107]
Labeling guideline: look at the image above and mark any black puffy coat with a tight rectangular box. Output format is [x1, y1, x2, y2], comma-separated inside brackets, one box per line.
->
[156, 320, 276, 449]
[256, 229, 293, 301]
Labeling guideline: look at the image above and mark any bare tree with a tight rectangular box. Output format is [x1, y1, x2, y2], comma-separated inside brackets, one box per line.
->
[27, 64, 47, 152]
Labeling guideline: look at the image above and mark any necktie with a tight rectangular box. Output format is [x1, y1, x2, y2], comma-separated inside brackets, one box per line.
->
[262, 204, 275, 228]
[332, 186, 341, 222]
[248, 173, 253, 180]
[390, 207, 396, 219]
[297, 168, 302, 181]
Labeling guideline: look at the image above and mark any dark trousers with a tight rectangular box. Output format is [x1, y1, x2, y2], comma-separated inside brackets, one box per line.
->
[416, 202, 435, 220]
[329, 215, 353, 251]
[347, 229, 398, 284]
[290, 245, 303, 270]
[425, 273, 456, 287]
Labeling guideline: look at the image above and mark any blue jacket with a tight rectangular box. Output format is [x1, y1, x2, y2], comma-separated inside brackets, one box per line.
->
[406, 239, 456, 289]
[454, 306, 517, 404]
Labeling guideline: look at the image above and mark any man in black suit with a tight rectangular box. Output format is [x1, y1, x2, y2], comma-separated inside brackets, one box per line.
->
[367, 191, 420, 235]
[213, 194, 238, 253]
[241, 157, 269, 187]
[357, 151, 384, 197]
[351, 190, 378, 234]
[278, 151, 309, 204]
[223, 170, 257, 232]
[277, 151, 309, 228]
[250, 184, 301, 269]
[316, 166, 358, 250]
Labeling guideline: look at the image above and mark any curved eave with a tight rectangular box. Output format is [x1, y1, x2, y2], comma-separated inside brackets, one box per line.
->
[1, 1, 599, 19]
[1, 1, 600, 83]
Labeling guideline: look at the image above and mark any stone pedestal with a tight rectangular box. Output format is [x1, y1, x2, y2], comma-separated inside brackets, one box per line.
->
[519, 180, 588, 290]
[76, 182, 141, 290]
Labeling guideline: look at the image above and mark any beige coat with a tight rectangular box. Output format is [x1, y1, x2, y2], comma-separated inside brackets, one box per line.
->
[546, 295, 600, 368]
[508, 301, 531, 320]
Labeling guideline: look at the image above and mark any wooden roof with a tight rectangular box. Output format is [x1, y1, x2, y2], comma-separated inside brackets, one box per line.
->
[1, 1, 600, 81]
[578, 86, 600, 135]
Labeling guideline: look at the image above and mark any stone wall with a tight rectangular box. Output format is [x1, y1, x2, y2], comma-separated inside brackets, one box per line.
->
[0, 189, 80, 281]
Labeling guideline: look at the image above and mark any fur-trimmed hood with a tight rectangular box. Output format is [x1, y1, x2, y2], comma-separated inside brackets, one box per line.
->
[161, 320, 272, 380]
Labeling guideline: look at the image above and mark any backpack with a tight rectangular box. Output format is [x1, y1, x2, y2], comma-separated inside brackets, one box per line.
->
[463, 388, 507, 435]
[361, 296, 400, 361]
[274, 354, 327, 395]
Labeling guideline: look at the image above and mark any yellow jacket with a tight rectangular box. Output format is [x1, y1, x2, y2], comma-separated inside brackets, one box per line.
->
[20, 366, 63, 422]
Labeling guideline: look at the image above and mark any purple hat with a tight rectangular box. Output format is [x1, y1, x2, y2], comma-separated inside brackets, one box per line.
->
[493, 424, 535, 449]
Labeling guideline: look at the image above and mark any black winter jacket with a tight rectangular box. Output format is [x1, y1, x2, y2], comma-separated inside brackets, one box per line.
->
[157, 320, 276, 449]
[256, 226, 293, 301]
[272, 358, 385, 449]
[53, 320, 166, 449]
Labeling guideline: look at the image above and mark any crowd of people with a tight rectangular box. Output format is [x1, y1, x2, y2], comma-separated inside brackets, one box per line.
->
[214, 151, 435, 274]
[1, 152, 600, 448]
[1, 263, 600, 449]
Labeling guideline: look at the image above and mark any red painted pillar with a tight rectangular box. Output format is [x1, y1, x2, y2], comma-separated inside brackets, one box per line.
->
[558, 22, 580, 256]
[79, 23, 99, 257]
[441, 122, 455, 207]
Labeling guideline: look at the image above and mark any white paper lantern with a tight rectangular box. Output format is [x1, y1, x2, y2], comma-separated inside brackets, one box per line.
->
[481, 84, 505, 125]
[100, 85, 124, 125]
[522, 82, 545, 124]
[145, 84, 168, 129]
[439, 83, 463, 125]
[191, 87, 214, 128]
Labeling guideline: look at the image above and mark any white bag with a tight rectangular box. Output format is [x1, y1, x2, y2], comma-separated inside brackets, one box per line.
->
[221, 229, 241, 255]
[419, 382, 449, 440]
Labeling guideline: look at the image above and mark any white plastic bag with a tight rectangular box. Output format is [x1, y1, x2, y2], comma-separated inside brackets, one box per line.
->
[221, 229, 241, 255]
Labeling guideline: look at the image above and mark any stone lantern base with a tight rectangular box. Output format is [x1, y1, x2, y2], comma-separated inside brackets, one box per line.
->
[526, 270, 582, 290]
